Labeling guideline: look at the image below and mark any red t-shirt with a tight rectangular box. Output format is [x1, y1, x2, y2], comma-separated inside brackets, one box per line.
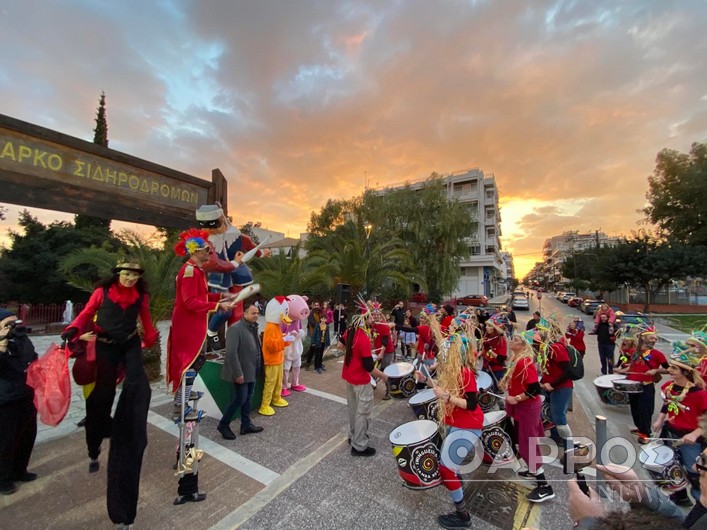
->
[440, 315, 454, 334]
[507, 357, 540, 402]
[444, 367, 484, 430]
[661, 381, 707, 433]
[565, 329, 585, 352]
[483, 335, 508, 372]
[626, 349, 667, 383]
[341, 328, 373, 386]
[698, 358, 707, 381]
[417, 325, 433, 357]
[374, 322, 394, 354]
[541, 342, 573, 389]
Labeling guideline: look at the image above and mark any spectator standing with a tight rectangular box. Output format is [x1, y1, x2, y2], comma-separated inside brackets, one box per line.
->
[217, 302, 264, 440]
[0, 309, 38, 496]
[565, 319, 586, 357]
[526, 311, 541, 331]
[596, 313, 616, 375]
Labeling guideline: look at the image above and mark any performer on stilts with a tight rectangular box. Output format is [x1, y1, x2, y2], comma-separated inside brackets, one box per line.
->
[167, 229, 237, 505]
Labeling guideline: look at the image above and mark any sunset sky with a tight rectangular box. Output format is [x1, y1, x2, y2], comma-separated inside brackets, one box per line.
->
[1, 1, 706, 278]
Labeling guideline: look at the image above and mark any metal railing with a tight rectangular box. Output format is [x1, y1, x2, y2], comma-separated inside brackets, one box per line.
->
[0, 302, 84, 326]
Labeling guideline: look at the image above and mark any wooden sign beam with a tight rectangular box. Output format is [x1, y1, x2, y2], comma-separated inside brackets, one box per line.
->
[0, 114, 226, 228]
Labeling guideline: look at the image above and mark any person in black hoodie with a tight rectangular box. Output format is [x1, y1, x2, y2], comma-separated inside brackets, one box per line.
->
[0, 308, 38, 495]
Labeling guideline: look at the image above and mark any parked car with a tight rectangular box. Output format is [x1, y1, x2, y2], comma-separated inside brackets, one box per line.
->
[567, 297, 583, 308]
[556, 291, 566, 300]
[411, 292, 427, 303]
[511, 296, 529, 310]
[456, 294, 488, 307]
[560, 292, 576, 303]
[581, 300, 603, 315]
[615, 311, 653, 332]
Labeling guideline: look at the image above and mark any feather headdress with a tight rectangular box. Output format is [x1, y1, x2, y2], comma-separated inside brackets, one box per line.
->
[174, 228, 212, 256]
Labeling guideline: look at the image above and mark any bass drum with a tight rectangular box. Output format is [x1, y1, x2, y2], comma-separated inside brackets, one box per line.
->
[476, 371, 496, 412]
[389, 420, 442, 489]
[481, 410, 516, 465]
[408, 388, 439, 422]
[639, 442, 687, 492]
[384, 362, 417, 398]
[593, 374, 629, 406]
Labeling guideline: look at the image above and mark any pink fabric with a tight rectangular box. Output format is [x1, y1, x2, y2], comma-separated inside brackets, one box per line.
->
[506, 398, 544, 473]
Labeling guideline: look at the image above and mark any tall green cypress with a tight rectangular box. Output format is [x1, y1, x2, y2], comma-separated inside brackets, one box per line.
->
[75, 91, 111, 230]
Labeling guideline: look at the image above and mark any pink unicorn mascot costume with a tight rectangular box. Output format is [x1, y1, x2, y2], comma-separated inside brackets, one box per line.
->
[281, 294, 310, 397]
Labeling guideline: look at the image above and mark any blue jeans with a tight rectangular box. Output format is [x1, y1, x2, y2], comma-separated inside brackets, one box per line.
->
[548, 387, 573, 428]
[598, 343, 615, 374]
[677, 440, 702, 501]
[218, 381, 255, 429]
[209, 310, 232, 333]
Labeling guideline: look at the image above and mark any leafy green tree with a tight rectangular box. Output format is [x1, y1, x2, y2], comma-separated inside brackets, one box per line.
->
[644, 142, 707, 245]
[239, 221, 261, 244]
[307, 219, 413, 299]
[59, 230, 183, 381]
[307, 175, 474, 301]
[0, 210, 121, 304]
[591, 231, 706, 312]
[250, 242, 334, 298]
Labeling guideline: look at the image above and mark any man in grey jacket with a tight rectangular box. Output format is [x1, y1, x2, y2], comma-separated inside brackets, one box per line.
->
[217, 302, 264, 440]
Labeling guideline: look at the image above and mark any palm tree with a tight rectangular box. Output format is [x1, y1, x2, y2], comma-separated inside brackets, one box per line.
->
[250, 242, 335, 298]
[59, 230, 183, 381]
[307, 220, 413, 298]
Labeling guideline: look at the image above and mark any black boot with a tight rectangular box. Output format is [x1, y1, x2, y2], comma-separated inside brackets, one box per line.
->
[438, 501, 471, 529]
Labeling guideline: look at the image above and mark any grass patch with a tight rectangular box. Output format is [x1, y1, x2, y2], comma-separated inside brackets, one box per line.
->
[658, 315, 707, 333]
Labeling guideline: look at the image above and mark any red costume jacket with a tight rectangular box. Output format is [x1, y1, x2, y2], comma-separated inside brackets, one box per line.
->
[166, 259, 221, 392]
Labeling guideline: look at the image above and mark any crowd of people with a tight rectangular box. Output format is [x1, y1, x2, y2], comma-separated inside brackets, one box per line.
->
[3, 221, 707, 530]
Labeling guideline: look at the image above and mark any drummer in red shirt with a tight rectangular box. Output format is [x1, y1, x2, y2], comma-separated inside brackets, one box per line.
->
[371, 304, 395, 400]
[614, 328, 669, 444]
[430, 333, 484, 530]
[338, 301, 388, 457]
[481, 318, 508, 386]
[652, 347, 707, 506]
[500, 334, 554, 503]
[537, 327, 574, 447]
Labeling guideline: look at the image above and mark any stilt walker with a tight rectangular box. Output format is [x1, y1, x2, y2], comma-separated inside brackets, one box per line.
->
[167, 229, 237, 504]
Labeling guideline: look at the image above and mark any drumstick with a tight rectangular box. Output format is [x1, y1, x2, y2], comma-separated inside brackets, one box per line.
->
[644, 437, 685, 445]
[484, 391, 505, 399]
[421, 363, 436, 388]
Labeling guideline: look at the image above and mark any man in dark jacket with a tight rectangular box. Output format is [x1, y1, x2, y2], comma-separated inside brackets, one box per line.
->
[0, 308, 38, 495]
[217, 302, 264, 440]
[596, 313, 616, 375]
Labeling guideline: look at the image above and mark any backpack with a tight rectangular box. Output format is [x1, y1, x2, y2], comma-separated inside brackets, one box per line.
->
[565, 343, 584, 381]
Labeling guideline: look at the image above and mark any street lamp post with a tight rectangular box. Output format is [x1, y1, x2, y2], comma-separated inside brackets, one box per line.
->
[364, 223, 373, 299]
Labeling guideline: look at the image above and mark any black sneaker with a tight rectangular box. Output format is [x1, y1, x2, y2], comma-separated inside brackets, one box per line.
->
[516, 469, 537, 480]
[527, 484, 555, 503]
[89, 459, 100, 473]
[207, 334, 221, 352]
[437, 510, 471, 529]
[351, 446, 376, 457]
[217, 424, 237, 440]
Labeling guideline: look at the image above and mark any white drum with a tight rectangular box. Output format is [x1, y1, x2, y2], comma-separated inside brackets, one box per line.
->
[476, 371, 496, 412]
[481, 410, 515, 464]
[389, 420, 442, 489]
[408, 388, 438, 421]
[638, 441, 687, 492]
[384, 362, 416, 398]
[593, 374, 629, 406]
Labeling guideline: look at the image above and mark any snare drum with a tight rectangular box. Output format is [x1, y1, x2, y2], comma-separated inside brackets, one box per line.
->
[612, 378, 643, 394]
[384, 362, 417, 398]
[638, 442, 687, 492]
[389, 420, 442, 489]
[476, 371, 496, 412]
[593, 374, 630, 405]
[408, 389, 438, 421]
[481, 410, 516, 464]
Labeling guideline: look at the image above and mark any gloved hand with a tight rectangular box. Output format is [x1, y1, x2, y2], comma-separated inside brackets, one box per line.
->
[60, 328, 78, 342]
